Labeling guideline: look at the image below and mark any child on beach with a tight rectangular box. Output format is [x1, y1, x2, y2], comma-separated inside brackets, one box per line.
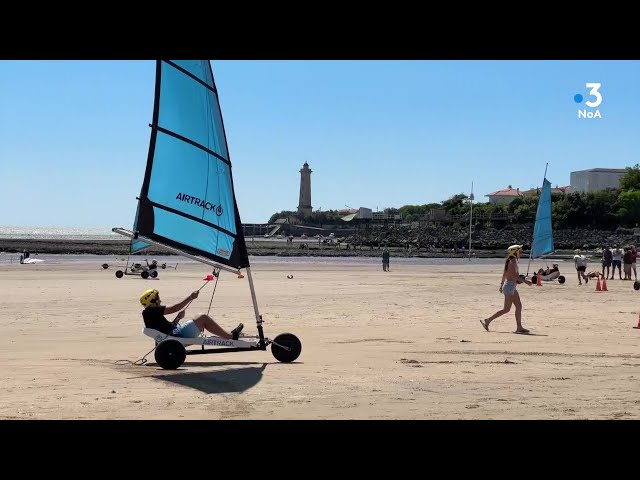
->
[479, 244, 532, 334]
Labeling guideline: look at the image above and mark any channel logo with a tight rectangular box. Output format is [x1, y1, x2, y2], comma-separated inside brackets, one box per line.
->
[573, 82, 602, 119]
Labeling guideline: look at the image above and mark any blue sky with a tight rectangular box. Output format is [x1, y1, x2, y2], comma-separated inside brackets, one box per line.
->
[1, 60, 639, 228]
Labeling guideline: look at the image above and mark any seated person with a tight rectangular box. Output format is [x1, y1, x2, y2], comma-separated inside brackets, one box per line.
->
[140, 288, 244, 340]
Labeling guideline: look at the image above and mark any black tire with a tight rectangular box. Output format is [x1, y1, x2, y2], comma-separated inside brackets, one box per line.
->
[102, 263, 109, 269]
[141, 270, 150, 279]
[531, 275, 537, 285]
[150, 270, 158, 278]
[115, 270, 124, 278]
[154, 340, 186, 370]
[271, 333, 302, 363]
[634, 281, 640, 291]
[161, 264, 167, 269]
[558, 275, 566, 284]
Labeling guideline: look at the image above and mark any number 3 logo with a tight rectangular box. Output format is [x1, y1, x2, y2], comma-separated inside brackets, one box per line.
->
[585, 83, 602, 108]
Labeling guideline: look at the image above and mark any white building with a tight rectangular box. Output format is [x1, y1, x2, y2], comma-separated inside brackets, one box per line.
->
[570, 168, 627, 193]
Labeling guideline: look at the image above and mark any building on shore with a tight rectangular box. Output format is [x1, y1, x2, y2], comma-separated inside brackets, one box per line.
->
[485, 185, 522, 205]
[570, 168, 627, 193]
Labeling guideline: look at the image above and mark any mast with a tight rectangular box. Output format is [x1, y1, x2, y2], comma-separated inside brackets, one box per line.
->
[468, 181, 474, 261]
[527, 162, 549, 277]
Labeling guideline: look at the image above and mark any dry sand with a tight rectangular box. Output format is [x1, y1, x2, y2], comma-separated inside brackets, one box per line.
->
[1, 258, 640, 420]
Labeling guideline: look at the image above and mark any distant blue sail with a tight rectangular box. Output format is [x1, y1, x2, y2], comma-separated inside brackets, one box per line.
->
[135, 60, 249, 269]
[532, 178, 554, 258]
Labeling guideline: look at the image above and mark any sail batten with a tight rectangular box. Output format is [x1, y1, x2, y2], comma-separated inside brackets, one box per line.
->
[154, 125, 231, 166]
[118, 59, 249, 269]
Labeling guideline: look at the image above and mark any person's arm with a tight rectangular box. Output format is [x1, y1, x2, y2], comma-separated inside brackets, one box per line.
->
[171, 310, 185, 326]
[164, 291, 199, 315]
[499, 265, 507, 291]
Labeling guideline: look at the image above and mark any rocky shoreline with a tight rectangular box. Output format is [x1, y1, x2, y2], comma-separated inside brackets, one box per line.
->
[2, 224, 636, 260]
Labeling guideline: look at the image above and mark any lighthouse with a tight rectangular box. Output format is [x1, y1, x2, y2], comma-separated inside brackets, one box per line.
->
[297, 162, 312, 217]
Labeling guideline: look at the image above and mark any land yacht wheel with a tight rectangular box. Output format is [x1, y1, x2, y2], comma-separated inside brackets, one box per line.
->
[271, 333, 302, 363]
[154, 340, 186, 370]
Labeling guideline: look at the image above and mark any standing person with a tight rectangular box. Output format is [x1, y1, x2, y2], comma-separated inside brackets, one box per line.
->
[623, 247, 632, 280]
[382, 247, 390, 272]
[479, 244, 532, 334]
[573, 249, 588, 285]
[602, 246, 612, 279]
[631, 246, 637, 281]
[611, 245, 623, 279]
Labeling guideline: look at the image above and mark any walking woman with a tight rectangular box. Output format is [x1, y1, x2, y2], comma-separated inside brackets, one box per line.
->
[480, 244, 532, 334]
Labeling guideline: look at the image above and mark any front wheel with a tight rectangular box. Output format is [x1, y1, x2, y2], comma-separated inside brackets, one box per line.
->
[115, 270, 124, 278]
[558, 275, 566, 284]
[150, 270, 158, 278]
[634, 281, 640, 291]
[271, 333, 302, 363]
[141, 270, 150, 279]
[531, 275, 537, 285]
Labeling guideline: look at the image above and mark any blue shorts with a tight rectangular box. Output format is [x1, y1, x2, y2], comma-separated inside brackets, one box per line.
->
[502, 282, 517, 296]
[171, 320, 201, 338]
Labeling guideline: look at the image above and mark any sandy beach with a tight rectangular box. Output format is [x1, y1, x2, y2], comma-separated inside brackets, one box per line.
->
[1, 256, 640, 420]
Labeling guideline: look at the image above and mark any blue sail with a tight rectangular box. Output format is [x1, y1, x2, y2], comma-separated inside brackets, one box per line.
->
[130, 202, 151, 253]
[134, 60, 249, 269]
[531, 178, 554, 258]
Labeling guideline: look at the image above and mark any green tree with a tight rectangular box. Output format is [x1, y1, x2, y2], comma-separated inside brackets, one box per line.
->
[616, 190, 640, 227]
[620, 164, 640, 191]
[441, 194, 468, 214]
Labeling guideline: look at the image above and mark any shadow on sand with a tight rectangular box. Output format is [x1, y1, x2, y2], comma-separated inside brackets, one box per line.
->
[494, 331, 549, 337]
[148, 360, 302, 394]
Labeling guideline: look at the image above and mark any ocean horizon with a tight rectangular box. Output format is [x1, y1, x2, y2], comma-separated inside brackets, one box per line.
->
[0, 225, 120, 241]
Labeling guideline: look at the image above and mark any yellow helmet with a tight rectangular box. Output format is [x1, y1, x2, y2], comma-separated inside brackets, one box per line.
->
[507, 244, 523, 259]
[140, 289, 159, 308]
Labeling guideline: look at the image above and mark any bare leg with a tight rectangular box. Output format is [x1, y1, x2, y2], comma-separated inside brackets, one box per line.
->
[193, 314, 240, 340]
[512, 291, 528, 332]
[576, 270, 582, 285]
[483, 295, 513, 328]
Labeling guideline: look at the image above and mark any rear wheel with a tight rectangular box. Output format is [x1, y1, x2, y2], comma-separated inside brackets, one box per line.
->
[102, 263, 109, 269]
[634, 281, 640, 291]
[271, 333, 302, 363]
[558, 275, 566, 284]
[155, 340, 186, 369]
[141, 270, 150, 279]
[115, 270, 124, 278]
[531, 275, 538, 285]
[150, 270, 158, 278]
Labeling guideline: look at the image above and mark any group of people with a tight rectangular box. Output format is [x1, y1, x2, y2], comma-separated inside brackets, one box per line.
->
[479, 243, 640, 335]
[601, 245, 637, 281]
